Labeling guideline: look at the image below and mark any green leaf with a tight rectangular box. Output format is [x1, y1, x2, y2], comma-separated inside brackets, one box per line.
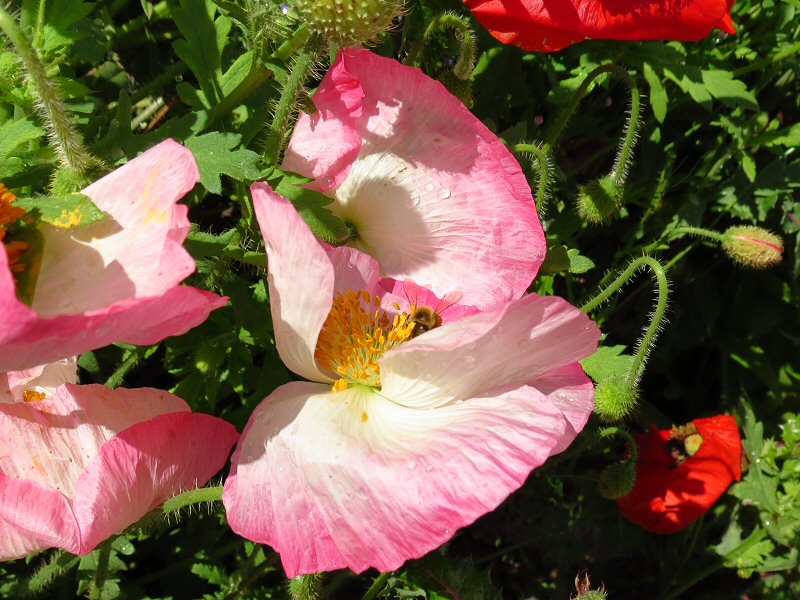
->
[172, 0, 229, 106]
[642, 63, 667, 123]
[15, 193, 107, 228]
[581, 345, 634, 382]
[540, 243, 595, 274]
[185, 132, 262, 194]
[403, 553, 502, 600]
[272, 171, 349, 243]
[0, 118, 44, 160]
[41, 0, 94, 56]
[702, 69, 759, 110]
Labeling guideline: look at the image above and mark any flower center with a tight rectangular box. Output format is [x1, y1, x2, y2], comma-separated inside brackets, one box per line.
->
[315, 289, 414, 392]
[666, 423, 704, 466]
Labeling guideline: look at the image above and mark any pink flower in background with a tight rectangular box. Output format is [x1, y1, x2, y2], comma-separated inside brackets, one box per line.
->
[0, 367, 238, 561]
[222, 186, 600, 576]
[282, 48, 544, 311]
[0, 140, 227, 372]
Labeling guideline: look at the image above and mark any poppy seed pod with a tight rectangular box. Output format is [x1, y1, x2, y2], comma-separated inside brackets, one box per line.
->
[722, 225, 783, 269]
[296, 0, 404, 46]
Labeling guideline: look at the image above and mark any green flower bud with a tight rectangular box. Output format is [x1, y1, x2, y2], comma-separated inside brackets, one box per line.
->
[572, 571, 608, 600]
[296, 0, 404, 47]
[598, 460, 636, 499]
[722, 226, 783, 269]
[593, 374, 639, 423]
[576, 175, 622, 225]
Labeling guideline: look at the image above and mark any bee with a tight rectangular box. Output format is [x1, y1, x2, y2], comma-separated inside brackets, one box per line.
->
[403, 279, 462, 338]
[666, 425, 704, 466]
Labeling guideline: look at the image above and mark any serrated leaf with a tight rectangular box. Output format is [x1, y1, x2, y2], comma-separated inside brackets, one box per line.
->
[702, 69, 759, 110]
[41, 0, 94, 55]
[567, 248, 594, 273]
[580, 345, 633, 382]
[15, 193, 107, 228]
[643, 63, 667, 123]
[185, 132, 262, 194]
[0, 118, 44, 160]
[172, 0, 229, 106]
[404, 553, 502, 600]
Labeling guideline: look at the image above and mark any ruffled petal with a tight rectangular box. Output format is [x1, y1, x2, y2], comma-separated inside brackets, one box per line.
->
[0, 282, 228, 372]
[252, 183, 333, 383]
[380, 293, 599, 408]
[283, 49, 544, 310]
[465, 0, 735, 52]
[3, 357, 77, 403]
[73, 412, 238, 554]
[32, 139, 199, 317]
[224, 381, 570, 576]
[0, 384, 188, 496]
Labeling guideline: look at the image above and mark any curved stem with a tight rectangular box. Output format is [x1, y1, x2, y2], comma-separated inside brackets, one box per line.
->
[161, 485, 223, 515]
[598, 426, 638, 463]
[581, 256, 669, 386]
[88, 540, 112, 600]
[404, 13, 475, 79]
[609, 67, 640, 190]
[512, 143, 551, 216]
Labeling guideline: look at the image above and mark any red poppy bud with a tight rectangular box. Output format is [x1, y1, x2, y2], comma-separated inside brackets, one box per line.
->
[464, 0, 736, 53]
[616, 415, 742, 534]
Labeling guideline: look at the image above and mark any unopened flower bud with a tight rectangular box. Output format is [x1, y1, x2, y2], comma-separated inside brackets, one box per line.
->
[593, 374, 639, 422]
[598, 460, 636, 499]
[571, 570, 608, 600]
[576, 175, 622, 225]
[296, 0, 404, 47]
[722, 226, 783, 269]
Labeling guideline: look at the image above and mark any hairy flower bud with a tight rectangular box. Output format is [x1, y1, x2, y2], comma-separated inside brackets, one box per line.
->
[296, 0, 404, 46]
[722, 226, 783, 269]
[598, 460, 636, 499]
[593, 374, 639, 422]
[576, 175, 622, 225]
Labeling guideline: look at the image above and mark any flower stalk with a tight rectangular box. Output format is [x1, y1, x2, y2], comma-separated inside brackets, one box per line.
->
[405, 12, 476, 80]
[513, 142, 552, 217]
[0, 6, 101, 175]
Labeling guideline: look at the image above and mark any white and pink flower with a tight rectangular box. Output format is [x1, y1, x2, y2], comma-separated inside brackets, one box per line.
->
[0, 140, 227, 372]
[222, 185, 600, 576]
[282, 48, 544, 311]
[0, 365, 238, 561]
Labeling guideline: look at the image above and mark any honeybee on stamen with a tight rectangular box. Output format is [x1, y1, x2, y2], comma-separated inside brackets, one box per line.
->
[402, 279, 462, 339]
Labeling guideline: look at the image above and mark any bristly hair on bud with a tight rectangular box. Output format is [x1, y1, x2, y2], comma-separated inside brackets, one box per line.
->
[598, 460, 636, 499]
[722, 225, 783, 269]
[593, 374, 639, 423]
[571, 570, 608, 600]
[295, 0, 405, 47]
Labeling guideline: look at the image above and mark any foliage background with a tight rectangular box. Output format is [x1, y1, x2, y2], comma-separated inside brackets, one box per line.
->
[0, 0, 798, 598]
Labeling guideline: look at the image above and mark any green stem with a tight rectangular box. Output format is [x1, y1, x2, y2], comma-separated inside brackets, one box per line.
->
[513, 143, 551, 217]
[22, 549, 80, 595]
[665, 226, 726, 243]
[598, 426, 638, 463]
[581, 256, 669, 386]
[289, 573, 325, 600]
[263, 44, 318, 165]
[543, 64, 637, 155]
[732, 41, 800, 77]
[104, 346, 152, 389]
[361, 572, 390, 600]
[34, 0, 47, 49]
[405, 13, 475, 79]
[161, 485, 223, 514]
[273, 24, 312, 61]
[0, 6, 100, 174]
[88, 540, 112, 600]
[130, 96, 165, 130]
[609, 67, 640, 189]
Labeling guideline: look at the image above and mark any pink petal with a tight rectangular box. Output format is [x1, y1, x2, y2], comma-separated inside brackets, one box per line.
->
[32, 139, 199, 317]
[73, 412, 238, 554]
[283, 49, 544, 310]
[323, 243, 383, 298]
[380, 293, 600, 408]
[0, 475, 80, 556]
[0, 283, 228, 372]
[0, 384, 188, 496]
[224, 381, 569, 576]
[0, 517, 50, 561]
[252, 183, 333, 383]
[3, 357, 77, 403]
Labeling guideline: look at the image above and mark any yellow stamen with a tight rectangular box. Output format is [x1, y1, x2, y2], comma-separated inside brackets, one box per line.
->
[315, 289, 414, 392]
[22, 390, 46, 402]
[0, 183, 28, 275]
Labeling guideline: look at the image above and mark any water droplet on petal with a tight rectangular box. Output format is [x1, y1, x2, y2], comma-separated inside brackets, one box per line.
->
[438, 187, 451, 199]
[424, 465, 433, 472]
[424, 182, 435, 192]
[410, 193, 421, 207]
[407, 460, 417, 471]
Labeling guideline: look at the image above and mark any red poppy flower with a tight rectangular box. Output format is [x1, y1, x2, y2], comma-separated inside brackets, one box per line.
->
[465, 0, 736, 53]
[616, 415, 742, 534]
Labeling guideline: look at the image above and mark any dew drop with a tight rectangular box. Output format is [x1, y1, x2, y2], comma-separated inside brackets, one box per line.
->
[280, 4, 289, 14]
[407, 460, 417, 471]
[424, 465, 433, 472]
[410, 193, 421, 207]
[438, 187, 451, 199]
[764, 519, 772, 527]
[464, 341, 477, 351]
[424, 182, 435, 192]
[556, 391, 567, 400]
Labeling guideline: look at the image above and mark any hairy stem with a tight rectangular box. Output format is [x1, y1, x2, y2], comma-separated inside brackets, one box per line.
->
[513, 143, 551, 216]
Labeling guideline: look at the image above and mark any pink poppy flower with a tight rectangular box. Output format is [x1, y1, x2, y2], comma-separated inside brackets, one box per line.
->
[222, 185, 600, 576]
[281, 48, 544, 311]
[0, 139, 228, 372]
[0, 368, 238, 561]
